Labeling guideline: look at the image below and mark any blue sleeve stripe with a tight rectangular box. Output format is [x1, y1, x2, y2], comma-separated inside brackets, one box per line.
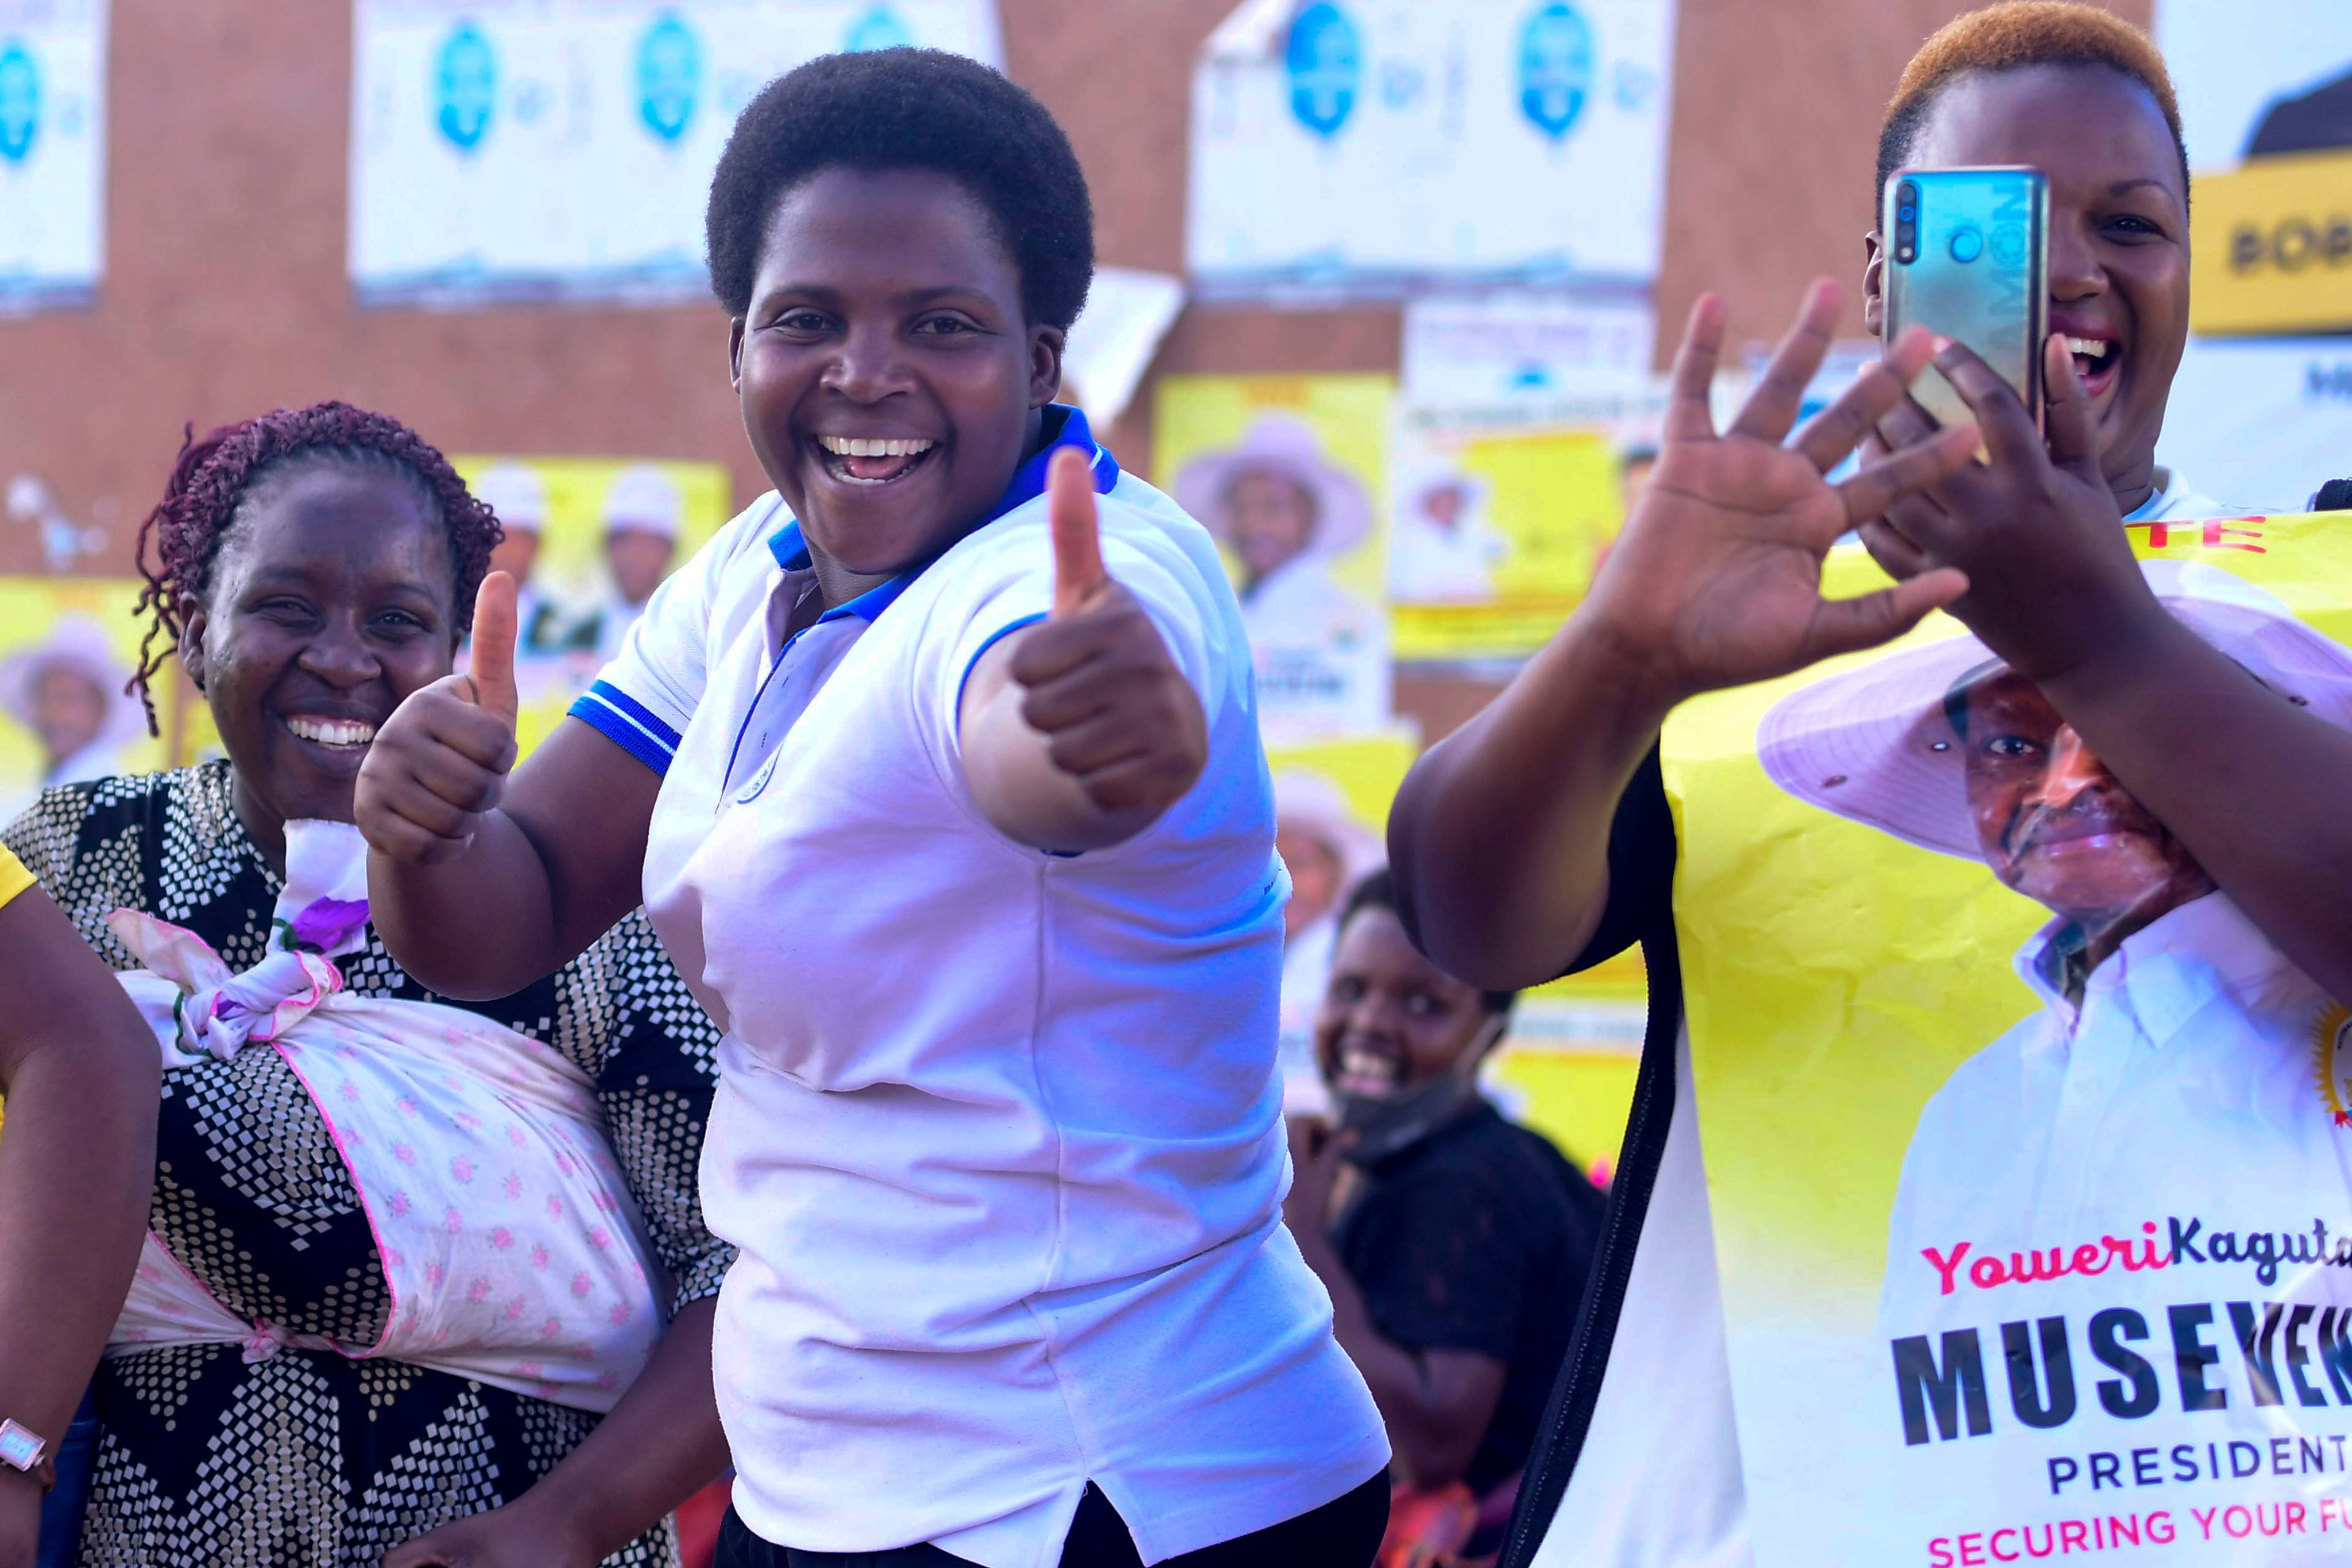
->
[570, 690, 676, 777]
[586, 680, 682, 749]
[955, 611, 1049, 714]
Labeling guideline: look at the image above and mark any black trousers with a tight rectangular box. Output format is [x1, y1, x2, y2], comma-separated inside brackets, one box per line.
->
[716, 1473, 1390, 1568]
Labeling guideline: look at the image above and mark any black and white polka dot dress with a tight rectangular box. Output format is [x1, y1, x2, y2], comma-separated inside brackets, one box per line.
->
[5, 762, 734, 1568]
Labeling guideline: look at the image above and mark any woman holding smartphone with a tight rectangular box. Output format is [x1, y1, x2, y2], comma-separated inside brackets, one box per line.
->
[1387, 6, 2352, 1567]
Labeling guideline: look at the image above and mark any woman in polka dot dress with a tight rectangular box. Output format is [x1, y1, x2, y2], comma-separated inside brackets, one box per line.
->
[3, 405, 734, 1568]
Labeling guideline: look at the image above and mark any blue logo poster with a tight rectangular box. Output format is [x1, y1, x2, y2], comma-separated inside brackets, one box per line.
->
[435, 22, 496, 152]
[1285, 2, 1360, 139]
[844, 6, 914, 53]
[636, 12, 700, 142]
[1518, 2, 1593, 141]
[0, 40, 40, 164]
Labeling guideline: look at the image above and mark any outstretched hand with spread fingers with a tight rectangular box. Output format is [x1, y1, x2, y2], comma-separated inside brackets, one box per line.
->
[1581, 279, 1982, 706]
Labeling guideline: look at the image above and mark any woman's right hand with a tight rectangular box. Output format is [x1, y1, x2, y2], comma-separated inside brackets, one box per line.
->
[356, 572, 522, 866]
[1580, 278, 1979, 709]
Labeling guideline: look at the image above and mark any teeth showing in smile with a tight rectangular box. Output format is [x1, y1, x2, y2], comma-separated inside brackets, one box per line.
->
[287, 717, 376, 748]
[2065, 336, 2112, 360]
[817, 436, 935, 458]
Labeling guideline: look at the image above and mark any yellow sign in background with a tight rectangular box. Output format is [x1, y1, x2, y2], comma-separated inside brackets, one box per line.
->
[2190, 149, 2352, 336]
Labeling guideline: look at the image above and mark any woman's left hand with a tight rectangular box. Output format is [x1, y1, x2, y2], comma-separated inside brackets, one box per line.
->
[381, 1499, 597, 1568]
[1860, 333, 2166, 684]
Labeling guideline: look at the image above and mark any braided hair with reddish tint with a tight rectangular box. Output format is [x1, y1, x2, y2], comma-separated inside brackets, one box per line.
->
[129, 401, 501, 732]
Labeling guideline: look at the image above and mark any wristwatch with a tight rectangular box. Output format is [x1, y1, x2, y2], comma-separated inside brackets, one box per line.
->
[0, 1420, 53, 1492]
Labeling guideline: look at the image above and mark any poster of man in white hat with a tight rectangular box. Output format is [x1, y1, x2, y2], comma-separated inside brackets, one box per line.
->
[1173, 412, 1390, 736]
[0, 613, 149, 795]
[1755, 559, 2352, 1512]
[589, 462, 684, 661]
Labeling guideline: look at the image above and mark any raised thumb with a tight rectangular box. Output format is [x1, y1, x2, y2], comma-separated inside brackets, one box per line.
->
[465, 570, 520, 724]
[1048, 447, 1106, 617]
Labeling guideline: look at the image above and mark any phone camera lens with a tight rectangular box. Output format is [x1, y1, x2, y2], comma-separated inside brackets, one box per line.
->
[1898, 204, 1914, 221]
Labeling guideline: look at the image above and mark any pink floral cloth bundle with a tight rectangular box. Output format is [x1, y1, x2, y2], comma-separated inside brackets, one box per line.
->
[105, 820, 665, 1414]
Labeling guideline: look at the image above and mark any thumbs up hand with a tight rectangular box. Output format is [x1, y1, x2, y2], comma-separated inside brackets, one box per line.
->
[960, 448, 1209, 853]
[355, 570, 527, 865]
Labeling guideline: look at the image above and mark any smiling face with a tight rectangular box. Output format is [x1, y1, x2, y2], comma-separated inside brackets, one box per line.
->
[1315, 905, 1498, 1101]
[729, 167, 1062, 589]
[181, 460, 459, 851]
[1865, 64, 2189, 507]
[1225, 470, 1320, 583]
[605, 527, 674, 606]
[1962, 669, 2212, 936]
[29, 663, 106, 765]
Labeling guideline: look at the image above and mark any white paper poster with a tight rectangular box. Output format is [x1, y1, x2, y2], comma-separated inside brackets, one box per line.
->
[1186, 0, 1676, 299]
[349, 0, 1003, 307]
[0, 0, 105, 313]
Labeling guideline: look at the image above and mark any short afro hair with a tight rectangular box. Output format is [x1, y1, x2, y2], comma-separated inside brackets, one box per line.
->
[1877, 2, 2187, 220]
[705, 48, 1093, 332]
[1339, 868, 1518, 1020]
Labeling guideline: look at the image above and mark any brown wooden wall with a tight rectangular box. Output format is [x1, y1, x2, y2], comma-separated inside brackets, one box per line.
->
[0, 0, 2149, 737]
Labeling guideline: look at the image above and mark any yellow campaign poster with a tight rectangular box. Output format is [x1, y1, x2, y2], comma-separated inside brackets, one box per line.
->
[1387, 413, 1627, 661]
[1264, 727, 1638, 1180]
[0, 577, 179, 825]
[1154, 374, 1393, 740]
[1670, 516, 2352, 1566]
[451, 456, 733, 756]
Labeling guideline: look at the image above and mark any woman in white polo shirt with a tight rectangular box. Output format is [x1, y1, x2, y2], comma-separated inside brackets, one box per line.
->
[353, 49, 1388, 1568]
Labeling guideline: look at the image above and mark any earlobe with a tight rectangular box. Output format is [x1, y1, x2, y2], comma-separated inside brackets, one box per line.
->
[180, 609, 208, 692]
[728, 318, 746, 392]
[1861, 231, 1887, 338]
[1030, 325, 1066, 409]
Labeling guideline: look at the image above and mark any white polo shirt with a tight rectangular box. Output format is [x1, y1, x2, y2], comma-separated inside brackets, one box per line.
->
[571, 411, 1386, 1568]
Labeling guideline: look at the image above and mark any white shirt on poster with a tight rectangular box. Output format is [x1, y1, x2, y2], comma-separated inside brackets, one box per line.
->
[1238, 556, 1390, 736]
[571, 418, 1385, 1568]
[1880, 892, 2350, 1338]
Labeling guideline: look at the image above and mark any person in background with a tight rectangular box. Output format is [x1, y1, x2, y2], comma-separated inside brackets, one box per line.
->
[1389, 8, 2346, 1565]
[591, 463, 683, 660]
[0, 851, 157, 1568]
[1273, 769, 1384, 1116]
[0, 618, 146, 789]
[6, 402, 734, 1568]
[1286, 870, 1606, 1568]
[471, 460, 575, 655]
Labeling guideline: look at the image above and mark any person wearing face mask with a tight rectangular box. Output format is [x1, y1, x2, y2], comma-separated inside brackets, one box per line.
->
[1386, 8, 2352, 1566]
[3, 404, 736, 1568]
[1753, 560, 2352, 1338]
[1286, 871, 1606, 1568]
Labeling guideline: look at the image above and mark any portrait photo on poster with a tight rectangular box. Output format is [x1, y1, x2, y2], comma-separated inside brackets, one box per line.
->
[1665, 521, 2352, 1567]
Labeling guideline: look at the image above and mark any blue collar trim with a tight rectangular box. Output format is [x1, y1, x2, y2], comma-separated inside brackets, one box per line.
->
[763, 405, 1119, 623]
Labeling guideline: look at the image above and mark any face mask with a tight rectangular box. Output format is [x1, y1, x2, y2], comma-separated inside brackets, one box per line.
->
[1334, 1015, 1505, 1166]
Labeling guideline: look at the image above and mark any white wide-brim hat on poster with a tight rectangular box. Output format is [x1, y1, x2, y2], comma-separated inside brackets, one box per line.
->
[0, 614, 150, 750]
[1272, 768, 1384, 886]
[1758, 559, 2352, 861]
[1173, 413, 1372, 563]
[472, 460, 549, 535]
[602, 463, 683, 541]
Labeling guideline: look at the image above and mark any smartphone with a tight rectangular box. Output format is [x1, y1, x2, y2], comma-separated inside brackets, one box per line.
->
[1882, 167, 2048, 431]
